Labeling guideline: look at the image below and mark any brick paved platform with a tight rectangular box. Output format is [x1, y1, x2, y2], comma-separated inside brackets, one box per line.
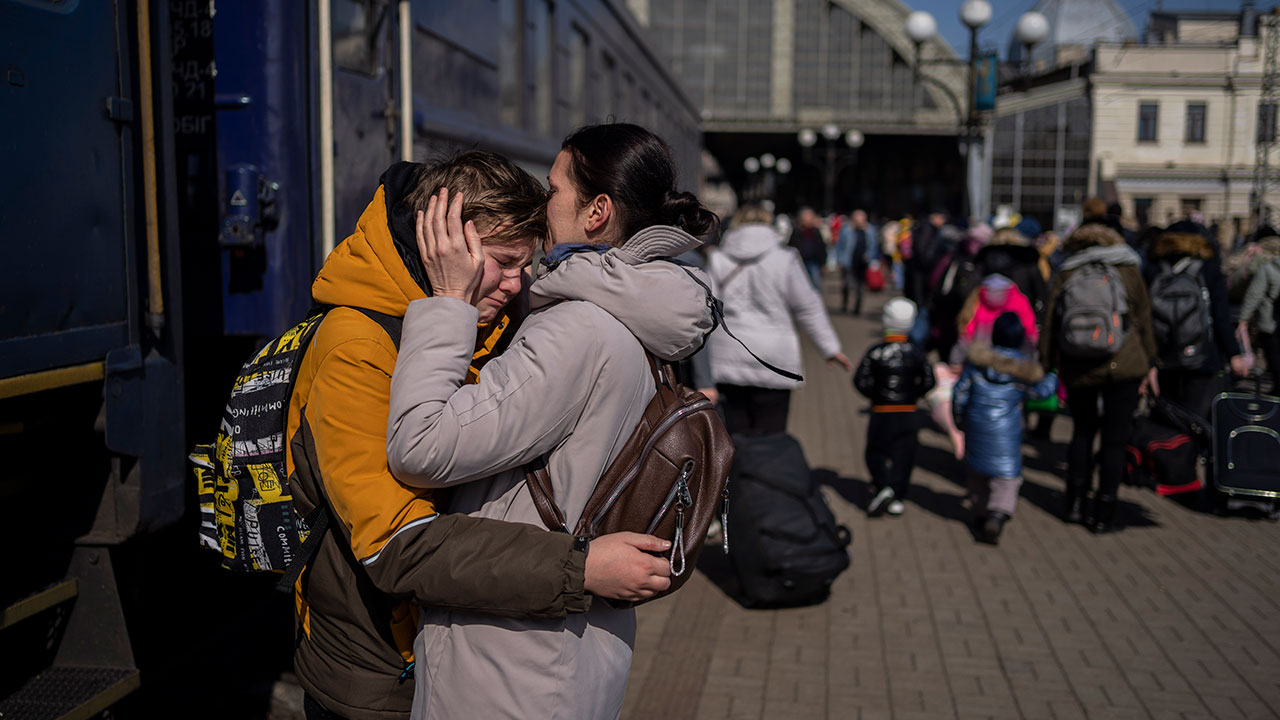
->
[621, 291, 1280, 720]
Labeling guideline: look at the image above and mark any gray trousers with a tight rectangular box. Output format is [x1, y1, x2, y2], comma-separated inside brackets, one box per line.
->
[968, 474, 1023, 517]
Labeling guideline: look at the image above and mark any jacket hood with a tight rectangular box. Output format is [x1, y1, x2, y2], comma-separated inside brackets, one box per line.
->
[717, 223, 784, 262]
[968, 342, 1045, 384]
[1063, 223, 1125, 253]
[1150, 231, 1214, 261]
[530, 225, 714, 361]
[312, 162, 428, 315]
[1060, 223, 1142, 271]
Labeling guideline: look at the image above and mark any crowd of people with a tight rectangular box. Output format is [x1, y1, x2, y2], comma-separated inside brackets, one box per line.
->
[739, 197, 1277, 546]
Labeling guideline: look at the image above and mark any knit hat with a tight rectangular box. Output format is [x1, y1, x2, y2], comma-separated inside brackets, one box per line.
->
[1015, 216, 1042, 240]
[991, 312, 1026, 350]
[882, 297, 917, 336]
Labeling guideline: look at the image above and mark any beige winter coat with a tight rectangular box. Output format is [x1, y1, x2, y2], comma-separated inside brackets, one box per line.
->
[385, 226, 714, 720]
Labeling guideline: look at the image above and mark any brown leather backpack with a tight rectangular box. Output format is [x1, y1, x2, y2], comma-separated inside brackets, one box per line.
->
[524, 354, 734, 604]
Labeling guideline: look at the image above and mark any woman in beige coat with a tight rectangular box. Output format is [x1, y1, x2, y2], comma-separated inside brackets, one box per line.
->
[385, 124, 718, 720]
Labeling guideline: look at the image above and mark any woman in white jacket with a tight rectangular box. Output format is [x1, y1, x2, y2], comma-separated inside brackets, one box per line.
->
[706, 205, 852, 435]
[385, 124, 718, 720]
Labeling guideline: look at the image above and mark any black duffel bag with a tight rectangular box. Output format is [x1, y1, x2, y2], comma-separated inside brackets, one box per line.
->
[727, 432, 851, 607]
[1124, 396, 1209, 495]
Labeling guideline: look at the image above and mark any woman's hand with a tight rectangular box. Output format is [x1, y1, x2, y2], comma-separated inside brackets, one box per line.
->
[827, 352, 854, 373]
[584, 532, 673, 602]
[416, 188, 486, 304]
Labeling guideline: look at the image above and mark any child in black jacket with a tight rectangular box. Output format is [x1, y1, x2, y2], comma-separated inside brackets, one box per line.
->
[854, 297, 936, 516]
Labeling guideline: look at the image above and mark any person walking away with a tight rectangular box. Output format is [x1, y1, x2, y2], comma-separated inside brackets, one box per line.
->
[953, 313, 1058, 544]
[854, 298, 936, 516]
[1238, 248, 1280, 387]
[906, 212, 945, 303]
[1040, 224, 1157, 534]
[1146, 222, 1246, 421]
[951, 274, 1038, 366]
[835, 209, 879, 314]
[708, 205, 852, 435]
[790, 207, 828, 289]
[881, 219, 903, 291]
[930, 224, 991, 362]
[976, 226, 1049, 319]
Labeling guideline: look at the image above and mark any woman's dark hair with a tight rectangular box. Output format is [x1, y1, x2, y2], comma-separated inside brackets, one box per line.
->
[561, 123, 720, 244]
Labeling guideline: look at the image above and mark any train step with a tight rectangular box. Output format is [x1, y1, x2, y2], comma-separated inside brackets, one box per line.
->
[0, 579, 78, 631]
[0, 666, 140, 720]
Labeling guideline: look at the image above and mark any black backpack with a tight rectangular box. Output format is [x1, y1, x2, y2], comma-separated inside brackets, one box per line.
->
[726, 433, 851, 607]
[1149, 258, 1213, 370]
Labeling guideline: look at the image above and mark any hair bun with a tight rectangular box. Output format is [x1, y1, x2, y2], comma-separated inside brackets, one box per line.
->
[661, 190, 720, 238]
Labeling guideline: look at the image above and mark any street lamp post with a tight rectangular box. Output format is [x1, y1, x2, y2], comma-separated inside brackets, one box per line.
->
[743, 154, 791, 204]
[905, 5, 1048, 222]
[798, 125, 863, 214]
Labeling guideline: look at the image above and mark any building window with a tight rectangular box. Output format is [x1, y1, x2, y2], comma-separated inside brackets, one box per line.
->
[499, 0, 524, 129]
[1181, 197, 1202, 220]
[568, 26, 588, 128]
[1134, 197, 1154, 228]
[1259, 102, 1277, 143]
[1138, 102, 1158, 142]
[531, 0, 554, 137]
[1185, 102, 1206, 143]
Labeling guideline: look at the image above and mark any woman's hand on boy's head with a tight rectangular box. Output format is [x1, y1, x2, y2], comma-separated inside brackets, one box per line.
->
[416, 188, 486, 305]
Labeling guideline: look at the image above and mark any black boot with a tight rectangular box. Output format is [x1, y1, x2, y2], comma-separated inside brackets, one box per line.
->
[1090, 495, 1118, 534]
[981, 512, 1010, 545]
[1063, 481, 1088, 524]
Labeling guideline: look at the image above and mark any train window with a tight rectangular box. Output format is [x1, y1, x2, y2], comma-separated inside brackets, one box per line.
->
[569, 26, 589, 128]
[500, 0, 525, 128]
[333, 0, 385, 76]
[532, 0, 554, 136]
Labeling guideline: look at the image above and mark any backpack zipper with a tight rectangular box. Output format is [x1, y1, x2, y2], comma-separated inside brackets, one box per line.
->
[645, 458, 696, 535]
[588, 398, 714, 535]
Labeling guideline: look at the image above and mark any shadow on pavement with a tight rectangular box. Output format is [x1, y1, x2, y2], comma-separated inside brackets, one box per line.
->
[814, 466, 983, 541]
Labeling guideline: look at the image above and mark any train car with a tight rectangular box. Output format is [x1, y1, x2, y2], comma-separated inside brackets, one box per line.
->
[0, 0, 702, 716]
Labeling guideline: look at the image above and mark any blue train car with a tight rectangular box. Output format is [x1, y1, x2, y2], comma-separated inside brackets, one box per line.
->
[0, 0, 702, 716]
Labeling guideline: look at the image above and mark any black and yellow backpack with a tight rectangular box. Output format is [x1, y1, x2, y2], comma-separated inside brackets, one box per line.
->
[189, 306, 402, 590]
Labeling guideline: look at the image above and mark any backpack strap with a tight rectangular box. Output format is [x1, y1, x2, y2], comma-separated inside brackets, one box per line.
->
[715, 251, 769, 290]
[672, 264, 804, 383]
[274, 503, 330, 592]
[273, 304, 404, 593]
[522, 353, 675, 534]
[525, 457, 569, 533]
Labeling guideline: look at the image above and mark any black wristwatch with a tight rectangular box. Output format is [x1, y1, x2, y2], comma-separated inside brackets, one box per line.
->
[573, 535, 590, 555]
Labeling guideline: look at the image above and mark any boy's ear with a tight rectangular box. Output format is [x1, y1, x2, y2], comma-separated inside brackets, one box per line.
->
[584, 194, 612, 233]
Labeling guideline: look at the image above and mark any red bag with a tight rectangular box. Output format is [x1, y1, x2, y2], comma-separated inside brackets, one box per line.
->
[865, 261, 885, 291]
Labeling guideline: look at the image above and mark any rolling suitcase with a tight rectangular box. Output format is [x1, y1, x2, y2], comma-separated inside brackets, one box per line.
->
[727, 432, 851, 607]
[1211, 375, 1280, 514]
[865, 261, 885, 292]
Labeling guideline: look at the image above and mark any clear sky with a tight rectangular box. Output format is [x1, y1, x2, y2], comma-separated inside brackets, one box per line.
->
[916, 0, 1252, 58]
